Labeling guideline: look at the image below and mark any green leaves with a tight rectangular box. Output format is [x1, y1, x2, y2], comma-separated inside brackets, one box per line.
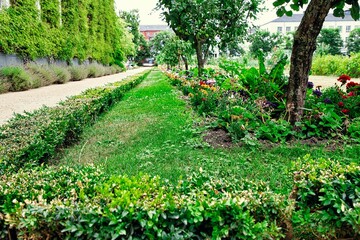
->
[0, 71, 150, 174]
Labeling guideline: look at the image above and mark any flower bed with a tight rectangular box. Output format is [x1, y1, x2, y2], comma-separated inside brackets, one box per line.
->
[163, 57, 360, 144]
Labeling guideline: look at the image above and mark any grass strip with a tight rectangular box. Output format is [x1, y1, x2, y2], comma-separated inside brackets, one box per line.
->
[55, 69, 360, 194]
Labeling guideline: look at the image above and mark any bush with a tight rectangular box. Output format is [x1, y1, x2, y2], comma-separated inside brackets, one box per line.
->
[50, 65, 71, 84]
[290, 155, 360, 239]
[69, 66, 90, 81]
[0, 77, 11, 93]
[0, 168, 289, 239]
[311, 53, 360, 77]
[26, 63, 58, 87]
[0, 70, 151, 174]
[88, 63, 106, 78]
[0, 66, 33, 91]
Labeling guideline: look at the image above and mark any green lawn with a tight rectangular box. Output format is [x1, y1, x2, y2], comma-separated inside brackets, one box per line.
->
[53, 69, 360, 194]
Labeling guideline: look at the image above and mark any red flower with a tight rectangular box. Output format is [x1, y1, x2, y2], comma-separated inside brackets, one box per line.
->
[342, 95, 348, 99]
[338, 102, 344, 108]
[201, 98, 207, 101]
[337, 74, 351, 84]
[341, 109, 350, 114]
[346, 81, 359, 89]
[348, 91, 355, 97]
[199, 80, 206, 86]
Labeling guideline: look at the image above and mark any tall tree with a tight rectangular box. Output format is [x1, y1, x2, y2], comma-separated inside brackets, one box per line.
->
[347, 27, 360, 54]
[119, 10, 142, 60]
[317, 28, 343, 55]
[274, 0, 359, 124]
[157, 0, 262, 76]
[150, 31, 194, 70]
[249, 29, 283, 57]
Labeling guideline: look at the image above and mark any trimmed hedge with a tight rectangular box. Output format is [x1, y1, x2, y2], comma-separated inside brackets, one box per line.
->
[0, 70, 151, 174]
[0, 156, 359, 239]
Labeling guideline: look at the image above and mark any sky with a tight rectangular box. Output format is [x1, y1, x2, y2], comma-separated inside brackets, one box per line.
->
[115, 0, 279, 26]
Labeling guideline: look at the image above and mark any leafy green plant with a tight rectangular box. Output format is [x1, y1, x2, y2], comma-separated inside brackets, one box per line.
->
[0, 66, 33, 91]
[50, 65, 71, 84]
[69, 65, 89, 81]
[291, 155, 360, 239]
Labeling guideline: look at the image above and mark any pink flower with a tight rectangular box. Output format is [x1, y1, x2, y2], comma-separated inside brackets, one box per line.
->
[348, 91, 355, 97]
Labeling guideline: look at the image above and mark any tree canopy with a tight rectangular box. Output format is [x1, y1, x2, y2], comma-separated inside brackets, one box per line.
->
[157, 0, 262, 75]
[249, 30, 283, 57]
[317, 28, 343, 55]
[347, 27, 360, 54]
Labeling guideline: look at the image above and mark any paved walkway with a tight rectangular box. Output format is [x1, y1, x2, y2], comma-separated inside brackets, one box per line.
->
[0, 67, 150, 126]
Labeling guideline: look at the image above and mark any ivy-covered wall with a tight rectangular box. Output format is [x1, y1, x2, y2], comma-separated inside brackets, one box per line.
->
[0, 0, 133, 66]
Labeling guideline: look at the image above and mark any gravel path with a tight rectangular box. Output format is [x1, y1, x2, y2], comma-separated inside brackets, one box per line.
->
[0, 67, 150, 126]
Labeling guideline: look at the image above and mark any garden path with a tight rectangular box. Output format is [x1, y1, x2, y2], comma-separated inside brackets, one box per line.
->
[0, 67, 150, 126]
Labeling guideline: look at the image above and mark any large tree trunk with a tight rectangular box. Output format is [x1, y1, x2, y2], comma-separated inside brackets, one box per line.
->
[286, 0, 337, 124]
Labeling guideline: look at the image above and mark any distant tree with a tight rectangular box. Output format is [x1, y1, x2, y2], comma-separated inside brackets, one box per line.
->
[119, 10, 144, 61]
[317, 28, 343, 55]
[347, 28, 360, 54]
[150, 31, 193, 70]
[157, 0, 262, 76]
[274, 0, 360, 125]
[249, 30, 283, 56]
[219, 38, 245, 57]
[135, 35, 151, 64]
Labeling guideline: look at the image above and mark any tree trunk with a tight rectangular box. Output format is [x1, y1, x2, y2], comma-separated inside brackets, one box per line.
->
[286, 0, 337, 124]
[194, 39, 205, 76]
[181, 55, 189, 71]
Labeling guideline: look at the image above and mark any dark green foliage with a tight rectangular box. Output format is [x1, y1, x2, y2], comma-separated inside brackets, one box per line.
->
[0, 70, 150, 173]
[249, 30, 283, 57]
[347, 28, 360, 54]
[291, 155, 360, 239]
[317, 28, 343, 55]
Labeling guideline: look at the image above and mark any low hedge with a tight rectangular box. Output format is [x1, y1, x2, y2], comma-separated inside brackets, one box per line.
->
[0, 155, 359, 239]
[0, 70, 151, 174]
[0, 64, 124, 94]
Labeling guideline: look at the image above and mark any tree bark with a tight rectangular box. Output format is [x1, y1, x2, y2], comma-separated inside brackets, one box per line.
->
[181, 55, 189, 70]
[286, 0, 337, 124]
[194, 39, 205, 76]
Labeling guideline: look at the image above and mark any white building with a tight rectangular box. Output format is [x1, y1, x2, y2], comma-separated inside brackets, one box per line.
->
[260, 10, 360, 43]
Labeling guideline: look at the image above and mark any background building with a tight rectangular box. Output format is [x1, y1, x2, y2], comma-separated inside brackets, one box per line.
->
[261, 10, 359, 44]
[140, 25, 170, 41]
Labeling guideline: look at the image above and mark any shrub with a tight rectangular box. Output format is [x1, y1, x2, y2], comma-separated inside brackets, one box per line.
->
[0, 66, 33, 91]
[50, 65, 71, 84]
[87, 63, 106, 78]
[0, 168, 289, 239]
[0, 77, 11, 93]
[291, 155, 360, 239]
[69, 66, 89, 81]
[26, 63, 58, 87]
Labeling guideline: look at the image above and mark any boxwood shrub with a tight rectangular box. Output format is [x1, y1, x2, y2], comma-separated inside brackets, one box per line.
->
[0, 70, 151, 174]
[0, 156, 358, 239]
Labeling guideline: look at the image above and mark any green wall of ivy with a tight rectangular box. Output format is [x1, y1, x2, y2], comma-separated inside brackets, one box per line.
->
[0, 0, 128, 65]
